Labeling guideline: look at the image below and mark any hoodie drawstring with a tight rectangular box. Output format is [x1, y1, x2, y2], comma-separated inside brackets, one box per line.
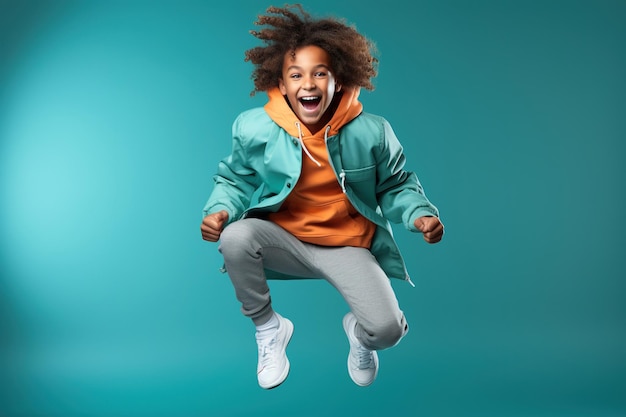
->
[295, 123, 347, 193]
[323, 125, 347, 193]
[295, 122, 322, 167]
[339, 171, 347, 193]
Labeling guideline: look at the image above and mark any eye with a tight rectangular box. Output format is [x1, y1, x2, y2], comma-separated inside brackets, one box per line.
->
[289, 73, 301, 79]
[314, 71, 327, 77]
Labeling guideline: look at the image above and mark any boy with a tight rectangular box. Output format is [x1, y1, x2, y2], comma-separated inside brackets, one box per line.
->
[201, 4, 443, 389]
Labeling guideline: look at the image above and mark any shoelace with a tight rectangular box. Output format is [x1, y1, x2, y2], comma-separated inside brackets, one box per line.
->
[258, 337, 278, 369]
[355, 344, 375, 370]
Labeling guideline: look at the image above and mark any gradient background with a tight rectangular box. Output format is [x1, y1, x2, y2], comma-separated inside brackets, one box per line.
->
[1, 1, 624, 416]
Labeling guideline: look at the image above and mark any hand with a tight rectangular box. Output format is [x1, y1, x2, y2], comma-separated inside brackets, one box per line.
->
[201, 210, 229, 242]
[414, 216, 444, 244]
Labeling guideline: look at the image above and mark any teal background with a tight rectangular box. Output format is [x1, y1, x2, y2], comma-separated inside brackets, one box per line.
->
[1, 0, 624, 416]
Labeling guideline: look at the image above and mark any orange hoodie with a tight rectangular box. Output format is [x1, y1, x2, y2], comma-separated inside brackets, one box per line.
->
[264, 87, 377, 248]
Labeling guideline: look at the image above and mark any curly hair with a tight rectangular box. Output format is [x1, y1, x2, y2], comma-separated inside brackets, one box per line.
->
[244, 4, 378, 95]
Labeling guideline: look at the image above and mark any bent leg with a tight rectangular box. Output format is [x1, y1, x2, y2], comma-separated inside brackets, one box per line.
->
[218, 218, 317, 325]
[314, 246, 407, 351]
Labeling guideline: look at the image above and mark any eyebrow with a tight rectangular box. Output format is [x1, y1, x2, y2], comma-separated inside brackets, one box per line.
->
[285, 64, 330, 72]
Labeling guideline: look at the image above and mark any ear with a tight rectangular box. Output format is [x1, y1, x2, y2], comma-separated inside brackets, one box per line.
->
[335, 83, 342, 93]
[278, 78, 287, 95]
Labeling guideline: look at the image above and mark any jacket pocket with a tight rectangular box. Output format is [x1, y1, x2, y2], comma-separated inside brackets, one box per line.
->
[343, 165, 375, 183]
[342, 165, 377, 209]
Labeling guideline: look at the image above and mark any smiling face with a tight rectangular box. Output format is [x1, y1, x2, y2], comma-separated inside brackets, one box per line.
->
[278, 45, 341, 133]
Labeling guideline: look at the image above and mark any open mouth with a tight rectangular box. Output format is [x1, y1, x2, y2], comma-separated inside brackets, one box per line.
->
[299, 96, 321, 111]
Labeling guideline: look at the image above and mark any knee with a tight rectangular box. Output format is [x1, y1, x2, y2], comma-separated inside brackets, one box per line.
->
[363, 317, 408, 350]
[220, 221, 242, 245]
[219, 221, 256, 258]
[377, 320, 406, 349]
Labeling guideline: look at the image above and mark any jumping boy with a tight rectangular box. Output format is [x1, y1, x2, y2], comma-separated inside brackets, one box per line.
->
[200, 4, 444, 389]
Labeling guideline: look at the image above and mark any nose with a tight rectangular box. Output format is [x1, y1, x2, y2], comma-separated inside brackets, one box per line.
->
[303, 75, 315, 90]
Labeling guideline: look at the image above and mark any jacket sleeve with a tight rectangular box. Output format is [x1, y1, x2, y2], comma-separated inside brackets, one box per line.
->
[375, 118, 439, 231]
[202, 113, 260, 223]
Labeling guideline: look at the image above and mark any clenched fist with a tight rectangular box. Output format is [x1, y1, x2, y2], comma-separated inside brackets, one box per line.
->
[414, 216, 444, 244]
[201, 210, 229, 242]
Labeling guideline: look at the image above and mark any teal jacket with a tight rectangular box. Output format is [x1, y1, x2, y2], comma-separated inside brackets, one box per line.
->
[203, 97, 439, 284]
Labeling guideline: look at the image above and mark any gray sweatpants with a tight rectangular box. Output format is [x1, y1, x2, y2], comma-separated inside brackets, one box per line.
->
[218, 218, 407, 351]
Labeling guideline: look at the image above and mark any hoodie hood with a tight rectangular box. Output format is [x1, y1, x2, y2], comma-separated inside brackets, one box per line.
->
[264, 86, 363, 138]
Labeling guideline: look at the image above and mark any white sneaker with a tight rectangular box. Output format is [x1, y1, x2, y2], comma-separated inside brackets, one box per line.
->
[256, 313, 294, 389]
[343, 312, 378, 386]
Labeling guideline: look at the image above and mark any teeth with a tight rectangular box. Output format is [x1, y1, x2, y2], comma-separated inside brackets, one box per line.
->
[301, 97, 319, 101]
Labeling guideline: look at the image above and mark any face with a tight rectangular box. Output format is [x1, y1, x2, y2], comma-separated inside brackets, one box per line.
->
[279, 45, 341, 133]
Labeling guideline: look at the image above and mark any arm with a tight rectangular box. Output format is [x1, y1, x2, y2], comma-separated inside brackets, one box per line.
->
[201, 113, 260, 234]
[375, 119, 443, 242]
